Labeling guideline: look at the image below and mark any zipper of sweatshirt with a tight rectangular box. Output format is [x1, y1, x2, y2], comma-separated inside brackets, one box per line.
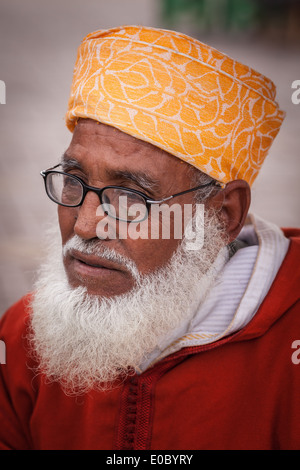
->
[114, 356, 184, 450]
[114, 332, 238, 450]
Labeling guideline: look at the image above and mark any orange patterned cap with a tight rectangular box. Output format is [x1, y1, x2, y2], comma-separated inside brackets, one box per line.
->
[65, 25, 285, 186]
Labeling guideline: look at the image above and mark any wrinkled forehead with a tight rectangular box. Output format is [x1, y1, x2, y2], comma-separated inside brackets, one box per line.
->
[63, 119, 195, 191]
[71, 118, 168, 157]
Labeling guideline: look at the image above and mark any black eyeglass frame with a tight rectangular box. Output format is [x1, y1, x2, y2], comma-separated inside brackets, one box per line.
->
[40, 163, 223, 222]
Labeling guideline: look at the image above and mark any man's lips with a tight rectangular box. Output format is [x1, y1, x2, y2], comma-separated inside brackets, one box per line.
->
[67, 249, 124, 275]
[63, 247, 137, 296]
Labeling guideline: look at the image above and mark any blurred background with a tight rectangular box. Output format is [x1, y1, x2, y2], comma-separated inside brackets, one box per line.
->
[0, 0, 299, 315]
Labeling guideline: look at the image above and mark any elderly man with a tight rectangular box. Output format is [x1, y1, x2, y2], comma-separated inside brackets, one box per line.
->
[0, 26, 299, 450]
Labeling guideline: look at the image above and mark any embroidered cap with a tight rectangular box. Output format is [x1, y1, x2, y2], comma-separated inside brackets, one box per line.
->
[65, 25, 285, 186]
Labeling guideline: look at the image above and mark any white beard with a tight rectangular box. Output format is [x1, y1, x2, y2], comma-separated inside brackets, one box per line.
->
[28, 210, 227, 395]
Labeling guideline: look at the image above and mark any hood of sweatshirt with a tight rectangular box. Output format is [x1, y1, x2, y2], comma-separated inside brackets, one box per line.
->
[140, 213, 300, 371]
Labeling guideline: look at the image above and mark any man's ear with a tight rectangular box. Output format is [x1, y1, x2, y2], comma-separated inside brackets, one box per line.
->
[206, 180, 251, 243]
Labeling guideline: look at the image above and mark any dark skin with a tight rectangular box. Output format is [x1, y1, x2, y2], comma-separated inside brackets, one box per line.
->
[58, 119, 251, 297]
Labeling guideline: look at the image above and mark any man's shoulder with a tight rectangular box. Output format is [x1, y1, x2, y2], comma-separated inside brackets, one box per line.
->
[0, 293, 33, 343]
[282, 227, 300, 240]
[0, 294, 35, 385]
[281, 228, 300, 279]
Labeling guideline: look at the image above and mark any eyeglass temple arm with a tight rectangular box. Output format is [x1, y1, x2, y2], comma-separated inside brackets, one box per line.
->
[146, 180, 223, 204]
[40, 163, 62, 176]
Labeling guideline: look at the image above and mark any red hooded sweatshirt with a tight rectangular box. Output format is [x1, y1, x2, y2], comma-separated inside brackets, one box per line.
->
[0, 228, 299, 450]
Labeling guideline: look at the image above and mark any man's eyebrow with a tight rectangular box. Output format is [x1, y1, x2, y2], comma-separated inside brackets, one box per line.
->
[60, 154, 83, 171]
[60, 155, 161, 194]
[107, 169, 161, 194]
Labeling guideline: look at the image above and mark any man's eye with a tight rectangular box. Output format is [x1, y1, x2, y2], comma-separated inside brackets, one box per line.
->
[119, 189, 141, 200]
[126, 187, 154, 200]
[67, 172, 84, 180]
[63, 175, 79, 186]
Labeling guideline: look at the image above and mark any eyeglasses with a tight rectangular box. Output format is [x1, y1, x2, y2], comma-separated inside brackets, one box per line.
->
[40, 164, 221, 223]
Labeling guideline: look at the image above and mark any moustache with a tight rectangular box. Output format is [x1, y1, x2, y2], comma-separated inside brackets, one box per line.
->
[62, 235, 140, 281]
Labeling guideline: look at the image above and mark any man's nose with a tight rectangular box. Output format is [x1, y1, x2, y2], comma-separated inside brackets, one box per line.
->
[73, 191, 102, 240]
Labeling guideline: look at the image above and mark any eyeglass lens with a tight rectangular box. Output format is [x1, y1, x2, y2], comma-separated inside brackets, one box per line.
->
[46, 172, 148, 222]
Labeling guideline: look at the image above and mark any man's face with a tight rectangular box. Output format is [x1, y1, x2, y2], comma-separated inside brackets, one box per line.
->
[33, 119, 229, 391]
[59, 119, 197, 297]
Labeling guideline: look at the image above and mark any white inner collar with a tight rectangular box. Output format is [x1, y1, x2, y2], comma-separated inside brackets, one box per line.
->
[139, 213, 290, 371]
